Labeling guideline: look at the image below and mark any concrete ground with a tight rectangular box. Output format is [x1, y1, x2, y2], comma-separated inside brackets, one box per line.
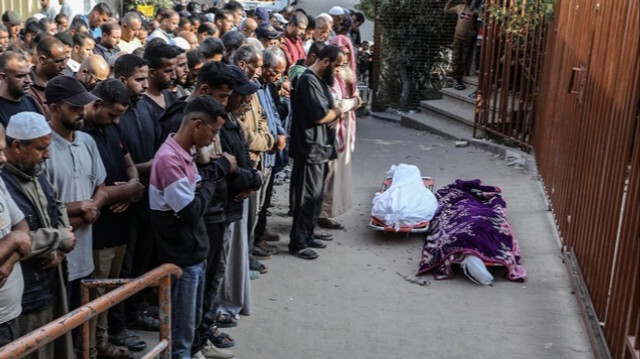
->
[210, 117, 592, 359]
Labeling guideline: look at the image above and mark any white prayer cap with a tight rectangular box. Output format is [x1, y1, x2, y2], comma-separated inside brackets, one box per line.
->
[6, 112, 51, 140]
[170, 36, 191, 51]
[329, 6, 344, 16]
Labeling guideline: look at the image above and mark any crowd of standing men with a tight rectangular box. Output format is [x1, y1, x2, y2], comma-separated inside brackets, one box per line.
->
[0, 1, 366, 358]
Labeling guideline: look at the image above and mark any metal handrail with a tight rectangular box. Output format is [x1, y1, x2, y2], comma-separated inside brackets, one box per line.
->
[0, 264, 182, 359]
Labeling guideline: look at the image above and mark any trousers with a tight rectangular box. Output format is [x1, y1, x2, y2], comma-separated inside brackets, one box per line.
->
[289, 159, 328, 253]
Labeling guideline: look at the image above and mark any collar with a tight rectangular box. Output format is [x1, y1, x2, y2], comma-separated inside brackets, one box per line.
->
[166, 135, 194, 163]
[67, 58, 80, 72]
[4, 162, 38, 182]
[51, 129, 81, 150]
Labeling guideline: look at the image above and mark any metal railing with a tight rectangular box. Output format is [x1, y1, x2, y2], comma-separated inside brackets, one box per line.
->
[0, 264, 182, 359]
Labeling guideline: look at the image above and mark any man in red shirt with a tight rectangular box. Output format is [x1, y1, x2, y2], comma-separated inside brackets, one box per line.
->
[280, 12, 308, 69]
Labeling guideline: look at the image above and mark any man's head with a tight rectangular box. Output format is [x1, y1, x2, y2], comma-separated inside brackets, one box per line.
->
[328, 6, 344, 26]
[77, 54, 109, 90]
[195, 61, 236, 107]
[306, 41, 326, 67]
[2, 11, 21, 39]
[197, 22, 218, 43]
[45, 75, 99, 131]
[351, 11, 365, 29]
[232, 45, 262, 81]
[40, 0, 51, 9]
[55, 13, 68, 32]
[221, 30, 245, 63]
[0, 25, 9, 53]
[36, 36, 69, 79]
[239, 18, 257, 39]
[100, 22, 121, 49]
[314, 44, 343, 87]
[121, 12, 142, 42]
[159, 10, 180, 34]
[179, 30, 198, 49]
[199, 37, 224, 62]
[88, 3, 112, 29]
[69, 16, 89, 37]
[4, 112, 51, 176]
[177, 17, 192, 35]
[144, 42, 180, 90]
[226, 64, 258, 114]
[280, 5, 296, 21]
[223, 1, 244, 27]
[54, 32, 73, 59]
[255, 24, 282, 49]
[314, 15, 331, 42]
[24, 21, 45, 47]
[87, 78, 130, 127]
[214, 10, 234, 36]
[71, 33, 94, 64]
[0, 52, 32, 100]
[260, 47, 285, 84]
[114, 54, 149, 101]
[304, 15, 315, 41]
[40, 18, 57, 36]
[180, 95, 226, 149]
[174, 48, 188, 87]
[285, 12, 307, 41]
[186, 50, 204, 88]
[89, 3, 112, 28]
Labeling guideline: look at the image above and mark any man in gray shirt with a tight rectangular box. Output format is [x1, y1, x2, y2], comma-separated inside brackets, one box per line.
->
[43, 76, 108, 310]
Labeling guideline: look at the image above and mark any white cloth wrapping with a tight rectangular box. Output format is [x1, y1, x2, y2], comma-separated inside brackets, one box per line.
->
[371, 164, 438, 230]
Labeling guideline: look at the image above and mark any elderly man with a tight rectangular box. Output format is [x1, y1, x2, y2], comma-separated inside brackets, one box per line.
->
[93, 22, 121, 64]
[239, 18, 257, 39]
[27, 36, 68, 118]
[119, 12, 142, 54]
[280, 12, 307, 68]
[1, 112, 75, 359]
[0, 52, 43, 126]
[62, 33, 94, 76]
[76, 54, 109, 91]
[0, 25, 9, 54]
[0, 124, 32, 348]
[147, 10, 179, 44]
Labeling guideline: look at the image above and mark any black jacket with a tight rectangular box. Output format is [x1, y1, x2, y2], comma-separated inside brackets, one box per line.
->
[219, 114, 262, 223]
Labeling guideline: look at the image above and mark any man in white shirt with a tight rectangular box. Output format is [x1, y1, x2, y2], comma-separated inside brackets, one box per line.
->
[62, 33, 94, 76]
[119, 11, 142, 54]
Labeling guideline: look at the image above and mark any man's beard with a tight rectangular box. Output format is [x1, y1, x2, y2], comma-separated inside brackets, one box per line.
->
[61, 116, 84, 131]
[338, 65, 355, 84]
[8, 83, 26, 99]
[322, 65, 336, 87]
[18, 160, 45, 177]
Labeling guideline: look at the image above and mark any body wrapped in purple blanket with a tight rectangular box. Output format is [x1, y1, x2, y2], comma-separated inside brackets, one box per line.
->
[417, 179, 527, 281]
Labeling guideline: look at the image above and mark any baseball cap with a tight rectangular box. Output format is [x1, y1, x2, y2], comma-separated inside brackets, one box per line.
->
[255, 24, 282, 39]
[2, 11, 21, 26]
[329, 6, 345, 16]
[271, 13, 287, 25]
[254, 7, 269, 24]
[228, 65, 259, 96]
[7, 112, 51, 140]
[45, 76, 99, 106]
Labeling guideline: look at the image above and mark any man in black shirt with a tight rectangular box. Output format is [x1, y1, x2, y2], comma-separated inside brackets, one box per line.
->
[83, 79, 147, 357]
[0, 51, 43, 126]
[140, 42, 180, 121]
[289, 45, 344, 260]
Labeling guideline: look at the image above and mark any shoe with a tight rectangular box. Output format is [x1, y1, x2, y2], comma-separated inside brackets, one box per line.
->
[309, 239, 327, 249]
[200, 340, 235, 358]
[256, 240, 278, 254]
[251, 246, 272, 259]
[317, 218, 345, 230]
[313, 230, 334, 241]
[126, 312, 160, 332]
[109, 329, 146, 352]
[249, 257, 268, 273]
[250, 270, 260, 280]
[291, 248, 319, 260]
[96, 341, 133, 359]
[260, 230, 280, 242]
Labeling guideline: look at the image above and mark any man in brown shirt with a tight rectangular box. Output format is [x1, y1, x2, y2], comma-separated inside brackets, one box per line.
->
[27, 36, 68, 118]
[445, 0, 476, 90]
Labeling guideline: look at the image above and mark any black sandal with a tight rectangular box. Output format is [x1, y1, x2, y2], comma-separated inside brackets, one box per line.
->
[215, 313, 237, 328]
[292, 248, 319, 260]
[209, 329, 235, 348]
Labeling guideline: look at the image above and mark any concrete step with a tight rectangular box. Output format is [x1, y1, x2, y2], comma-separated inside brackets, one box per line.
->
[463, 75, 479, 86]
[441, 85, 477, 108]
[420, 98, 475, 128]
[400, 109, 472, 141]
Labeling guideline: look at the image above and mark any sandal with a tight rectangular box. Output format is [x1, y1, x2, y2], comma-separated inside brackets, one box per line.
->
[313, 230, 334, 241]
[109, 329, 147, 352]
[209, 328, 235, 348]
[96, 342, 133, 359]
[126, 313, 160, 332]
[453, 82, 467, 90]
[292, 248, 319, 260]
[216, 313, 238, 328]
[250, 258, 268, 274]
[317, 218, 344, 230]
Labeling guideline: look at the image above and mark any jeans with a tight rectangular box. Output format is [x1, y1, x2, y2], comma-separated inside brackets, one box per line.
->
[0, 318, 19, 347]
[171, 261, 206, 359]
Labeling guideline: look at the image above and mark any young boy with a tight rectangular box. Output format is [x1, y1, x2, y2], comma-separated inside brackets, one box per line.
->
[149, 96, 236, 359]
[445, 0, 476, 90]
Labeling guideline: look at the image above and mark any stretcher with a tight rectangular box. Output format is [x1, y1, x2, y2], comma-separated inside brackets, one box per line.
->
[369, 176, 435, 233]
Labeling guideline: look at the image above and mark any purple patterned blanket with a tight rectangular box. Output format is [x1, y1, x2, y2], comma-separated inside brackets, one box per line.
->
[417, 179, 527, 281]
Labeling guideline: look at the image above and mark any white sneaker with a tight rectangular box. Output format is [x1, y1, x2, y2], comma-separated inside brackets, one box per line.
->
[193, 352, 205, 359]
[201, 340, 235, 359]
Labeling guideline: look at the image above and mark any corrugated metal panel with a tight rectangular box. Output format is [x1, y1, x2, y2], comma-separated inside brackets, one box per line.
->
[0, 0, 40, 20]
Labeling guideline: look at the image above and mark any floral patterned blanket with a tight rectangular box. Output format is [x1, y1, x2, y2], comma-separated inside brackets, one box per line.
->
[417, 179, 527, 281]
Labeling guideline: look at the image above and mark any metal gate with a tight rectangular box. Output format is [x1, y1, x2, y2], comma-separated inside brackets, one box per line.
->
[533, 0, 640, 357]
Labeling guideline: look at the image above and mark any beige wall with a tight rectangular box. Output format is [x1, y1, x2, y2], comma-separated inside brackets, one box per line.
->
[0, 0, 40, 19]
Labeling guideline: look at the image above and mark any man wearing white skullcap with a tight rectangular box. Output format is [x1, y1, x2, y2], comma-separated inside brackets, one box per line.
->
[1, 111, 75, 359]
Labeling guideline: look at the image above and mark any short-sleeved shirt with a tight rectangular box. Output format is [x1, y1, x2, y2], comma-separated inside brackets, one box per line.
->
[0, 96, 43, 127]
[290, 69, 335, 164]
[46, 130, 106, 281]
[82, 122, 133, 249]
[0, 179, 26, 324]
